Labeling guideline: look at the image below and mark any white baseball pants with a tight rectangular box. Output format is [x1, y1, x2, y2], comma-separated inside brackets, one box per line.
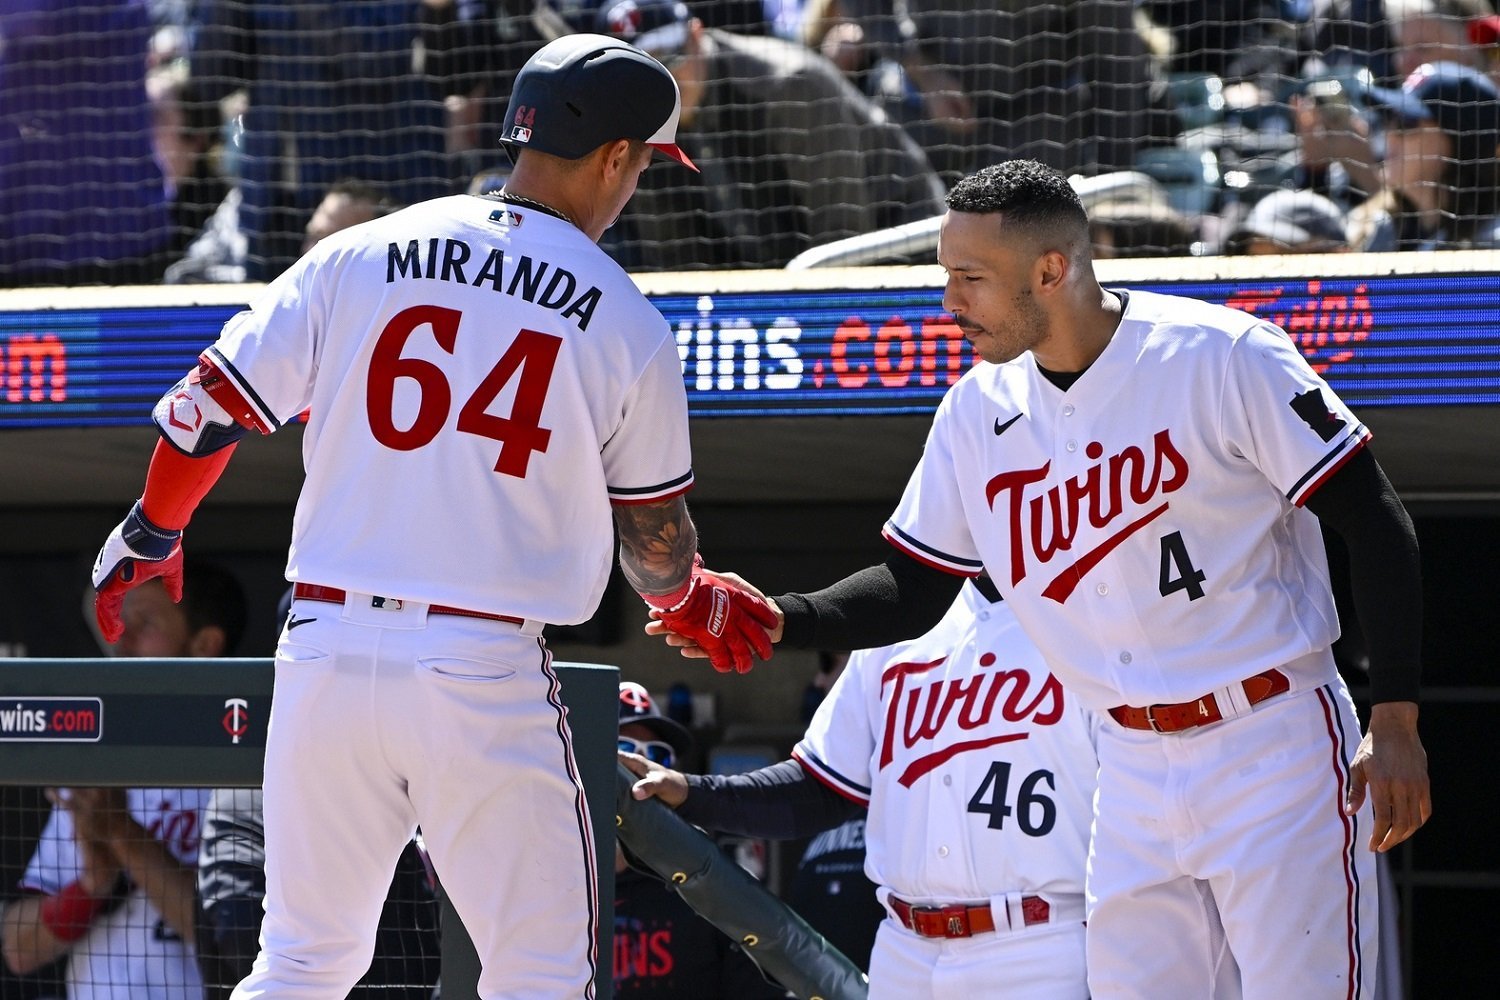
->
[866, 901, 1088, 1000]
[1088, 679, 1379, 1000]
[232, 593, 597, 999]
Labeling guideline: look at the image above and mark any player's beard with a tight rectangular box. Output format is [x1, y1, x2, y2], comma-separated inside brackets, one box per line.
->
[958, 291, 1048, 365]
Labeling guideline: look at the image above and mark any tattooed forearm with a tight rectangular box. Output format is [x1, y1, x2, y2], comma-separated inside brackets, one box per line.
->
[613, 496, 699, 597]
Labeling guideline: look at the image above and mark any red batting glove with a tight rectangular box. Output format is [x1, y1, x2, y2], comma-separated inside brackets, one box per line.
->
[646, 561, 778, 674]
[91, 501, 184, 643]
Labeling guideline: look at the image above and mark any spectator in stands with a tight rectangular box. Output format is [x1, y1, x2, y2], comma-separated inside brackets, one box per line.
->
[1140, 0, 1304, 81]
[187, 1, 490, 279]
[1305, 0, 1399, 84]
[691, 0, 773, 34]
[795, 0, 931, 152]
[166, 179, 397, 285]
[0, 560, 246, 999]
[888, 1, 1158, 180]
[1224, 188, 1354, 254]
[582, 0, 945, 270]
[1385, 0, 1495, 81]
[1350, 60, 1500, 248]
[1470, 12, 1500, 85]
[613, 682, 783, 998]
[298, 180, 397, 256]
[1069, 170, 1198, 257]
[147, 63, 232, 255]
[0, 0, 177, 287]
[1290, 70, 1386, 212]
[1089, 202, 1198, 258]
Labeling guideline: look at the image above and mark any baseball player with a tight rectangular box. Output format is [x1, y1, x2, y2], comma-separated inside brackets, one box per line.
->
[630, 580, 1154, 998]
[88, 34, 773, 999]
[4, 787, 210, 1000]
[652, 159, 1430, 997]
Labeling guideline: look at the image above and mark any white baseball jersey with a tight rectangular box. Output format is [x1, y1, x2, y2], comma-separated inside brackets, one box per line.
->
[793, 585, 1099, 902]
[885, 289, 1368, 710]
[20, 788, 209, 1000]
[185, 196, 692, 625]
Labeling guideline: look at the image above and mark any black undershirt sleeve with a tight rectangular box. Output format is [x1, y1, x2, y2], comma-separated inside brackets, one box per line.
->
[677, 760, 863, 839]
[773, 549, 967, 651]
[1302, 446, 1422, 703]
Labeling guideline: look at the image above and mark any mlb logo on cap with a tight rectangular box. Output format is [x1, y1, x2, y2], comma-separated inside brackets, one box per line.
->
[510, 126, 532, 144]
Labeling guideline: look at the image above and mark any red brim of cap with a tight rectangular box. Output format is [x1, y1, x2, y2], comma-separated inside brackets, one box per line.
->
[650, 142, 699, 172]
[1470, 15, 1500, 47]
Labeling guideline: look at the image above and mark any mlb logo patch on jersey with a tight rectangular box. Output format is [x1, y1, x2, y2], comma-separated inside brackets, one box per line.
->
[510, 125, 532, 143]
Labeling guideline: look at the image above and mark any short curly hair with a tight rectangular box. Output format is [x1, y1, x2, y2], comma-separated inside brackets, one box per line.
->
[945, 160, 1089, 241]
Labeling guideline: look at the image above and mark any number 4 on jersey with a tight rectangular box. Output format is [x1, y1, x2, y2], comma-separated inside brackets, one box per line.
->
[367, 305, 561, 478]
[1158, 530, 1207, 601]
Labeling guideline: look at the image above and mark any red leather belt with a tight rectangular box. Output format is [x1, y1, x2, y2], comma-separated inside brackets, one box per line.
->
[292, 584, 524, 625]
[889, 894, 1051, 939]
[1108, 668, 1291, 734]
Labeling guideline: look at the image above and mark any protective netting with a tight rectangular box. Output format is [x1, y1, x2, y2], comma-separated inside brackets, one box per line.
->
[0, 786, 441, 1000]
[2, 0, 1499, 283]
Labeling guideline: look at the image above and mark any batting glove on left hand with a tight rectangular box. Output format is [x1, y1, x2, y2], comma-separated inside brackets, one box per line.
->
[92, 501, 184, 643]
[647, 559, 778, 675]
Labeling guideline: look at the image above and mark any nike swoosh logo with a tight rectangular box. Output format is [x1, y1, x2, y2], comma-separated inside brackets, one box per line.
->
[993, 413, 1022, 436]
[286, 616, 317, 630]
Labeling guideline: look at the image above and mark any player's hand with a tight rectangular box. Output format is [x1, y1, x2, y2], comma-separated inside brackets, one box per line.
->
[1346, 701, 1432, 852]
[47, 789, 124, 894]
[55, 787, 132, 846]
[648, 563, 779, 674]
[92, 501, 184, 643]
[618, 751, 690, 808]
[646, 571, 784, 666]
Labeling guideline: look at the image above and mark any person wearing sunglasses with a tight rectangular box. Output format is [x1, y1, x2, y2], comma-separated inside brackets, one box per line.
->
[613, 682, 784, 998]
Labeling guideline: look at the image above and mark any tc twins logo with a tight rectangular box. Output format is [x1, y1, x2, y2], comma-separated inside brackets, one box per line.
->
[222, 698, 249, 744]
[879, 655, 1063, 787]
[985, 428, 1189, 603]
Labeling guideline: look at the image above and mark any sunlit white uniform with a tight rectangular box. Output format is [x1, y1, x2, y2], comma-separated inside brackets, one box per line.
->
[794, 586, 1100, 999]
[176, 196, 693, 999]
[884, 290, 1378, 999]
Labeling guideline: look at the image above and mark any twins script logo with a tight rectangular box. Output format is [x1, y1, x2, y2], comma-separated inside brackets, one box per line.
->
[879, 655, 1063, 787]
[986, 429, 1189, 603]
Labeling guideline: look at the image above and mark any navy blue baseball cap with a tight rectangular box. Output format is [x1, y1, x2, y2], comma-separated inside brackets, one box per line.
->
[618, 681, 694, 758]
[1364, 62, 1500, 164]
[502, 33, 697, 171]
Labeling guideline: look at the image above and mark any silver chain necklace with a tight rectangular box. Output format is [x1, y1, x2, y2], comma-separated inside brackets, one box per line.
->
[496, 189, 577, 228]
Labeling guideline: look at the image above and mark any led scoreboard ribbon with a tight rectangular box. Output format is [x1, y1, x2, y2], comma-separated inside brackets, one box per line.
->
[2, 264, 1498, 428]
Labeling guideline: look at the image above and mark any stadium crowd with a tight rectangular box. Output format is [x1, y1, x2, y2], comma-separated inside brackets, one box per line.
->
[3, 0, 1500, 286]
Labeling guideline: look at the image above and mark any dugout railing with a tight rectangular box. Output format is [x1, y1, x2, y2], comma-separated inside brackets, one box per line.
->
[0, 658, 620, 1000]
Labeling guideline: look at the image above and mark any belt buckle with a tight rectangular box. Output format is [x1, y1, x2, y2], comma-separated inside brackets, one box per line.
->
[1145, 704, 1167, 733]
